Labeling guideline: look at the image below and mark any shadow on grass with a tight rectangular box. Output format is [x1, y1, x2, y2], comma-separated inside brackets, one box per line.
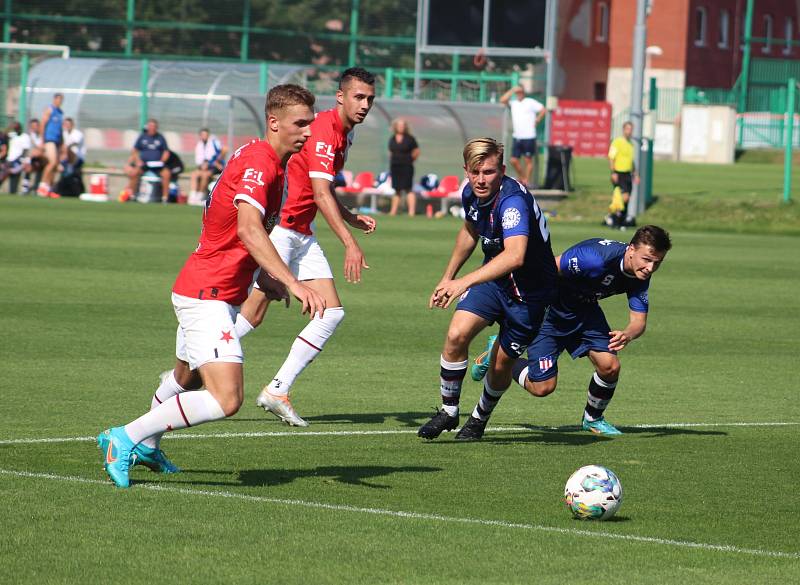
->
[135, 464, 441, 489]
[231, 411, 434, 427]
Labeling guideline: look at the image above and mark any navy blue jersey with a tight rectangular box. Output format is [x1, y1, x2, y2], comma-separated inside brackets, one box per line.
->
[461, 175, 556, 301]
[555, 238, 649, 317]
[43, 105, 63, 144]
[134, 132, 169, 163]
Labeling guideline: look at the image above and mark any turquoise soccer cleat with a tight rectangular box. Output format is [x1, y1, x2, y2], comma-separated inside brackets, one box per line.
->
[133, 443, 180, 474]
[470, 334, 497, 382]
[97, 427, 136, 488]
[582, 416, 623, 436]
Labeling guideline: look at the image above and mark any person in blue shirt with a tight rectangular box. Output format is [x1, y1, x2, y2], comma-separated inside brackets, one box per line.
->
[473, 225, 672, 436]
[418, 137, 557, 441]
[123, 118, 171, 202]
[37, 93, 64, 197]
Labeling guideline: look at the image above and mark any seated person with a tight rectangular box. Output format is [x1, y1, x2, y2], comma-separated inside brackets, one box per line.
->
[2, 122, 33, 194]
[61, 117, 86, 174]
[24, 119, 46, 194]
[189, 127, 226, 204]
[164, 149, 184, 203]
[123, 118, 170, 202]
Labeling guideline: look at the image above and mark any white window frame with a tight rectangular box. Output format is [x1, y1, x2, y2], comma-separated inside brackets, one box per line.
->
[762, 14, 773, 53]
[718, 9, 730, 49]
[694, 7, 707, 47]
[595, 2, 609, 43]
[784, 18, 793, 56]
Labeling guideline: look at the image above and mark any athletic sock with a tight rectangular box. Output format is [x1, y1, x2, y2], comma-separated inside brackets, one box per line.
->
[233, 313, 254, 339]
[511, 358, 529, 388]
[266, 307, 345, 396]
[584, 371, 617, 422]
[472, 378, 507, 421]
[140, 370, 187, 449]
[123, 390, 225, 445]
[440, 356, 467, 417]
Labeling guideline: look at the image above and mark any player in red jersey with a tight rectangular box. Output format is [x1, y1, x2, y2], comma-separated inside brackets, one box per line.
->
[237, 68, 378, 427]
[96, 85, 326, 488]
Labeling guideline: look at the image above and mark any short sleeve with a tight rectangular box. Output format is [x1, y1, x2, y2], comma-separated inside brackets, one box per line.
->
[559, 246, 605, 278]
[409, 136, 419, 150]
[159, 133, 169, 151]
[627, 282, 649, 313]
[134, 134, 145, 151]
[232, 153, 276, 216]
[499, 195, 530, 239]
[307, 122, 337, 182]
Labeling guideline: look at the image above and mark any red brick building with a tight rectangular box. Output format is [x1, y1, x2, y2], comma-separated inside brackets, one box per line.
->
[554, 0, 799, 115]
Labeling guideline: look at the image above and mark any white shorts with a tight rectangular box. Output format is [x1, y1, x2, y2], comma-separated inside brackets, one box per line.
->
[172, 292, 243, 370]
[267, 224, 334, 281]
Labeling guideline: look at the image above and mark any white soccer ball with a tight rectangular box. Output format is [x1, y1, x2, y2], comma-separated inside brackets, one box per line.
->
[564, 465, 623, 520]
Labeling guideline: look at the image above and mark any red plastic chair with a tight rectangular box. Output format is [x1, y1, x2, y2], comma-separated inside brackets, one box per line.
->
[341, 171, 375, 193]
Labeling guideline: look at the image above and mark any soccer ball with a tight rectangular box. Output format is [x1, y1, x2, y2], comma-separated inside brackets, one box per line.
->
[564, 465, 623, 520]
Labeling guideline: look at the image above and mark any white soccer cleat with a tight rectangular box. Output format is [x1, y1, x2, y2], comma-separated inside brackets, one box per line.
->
[256, 390, 309, 427]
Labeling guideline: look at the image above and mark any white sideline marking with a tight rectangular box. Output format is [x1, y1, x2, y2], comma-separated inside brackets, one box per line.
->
[0, 421, 798, 446]
[0, 468, 797, 560]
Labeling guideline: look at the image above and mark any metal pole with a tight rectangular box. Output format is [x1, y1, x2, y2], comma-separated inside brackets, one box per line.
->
[644, 76, 657, 207]
[240, 0, 251, 62]
[125, 0, 134, 57]
[139, 58, 149, 130]
[543, 0, 558, 145]
[259, 61, 268, 95]
[414, 0, 425, 98]
[18, 51, 28, 125]
[738, 0, 754, 145]
[627, 0, 648, 223]
[385, 67, 394, 98]
[450, 52, 459, 101]
[1, 0, 11, 127]
[783, 78, 796, 204]
[348, 0, 359, 67]
[3, 0, 12, 43]
[228, 96, 235, 152]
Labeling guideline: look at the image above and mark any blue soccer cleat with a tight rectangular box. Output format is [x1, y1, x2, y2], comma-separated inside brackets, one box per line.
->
[97, 427, 136, 488]
[470, 334, 497, 381]
[132, 443, 180, 474]
[582, 416, 623, 436]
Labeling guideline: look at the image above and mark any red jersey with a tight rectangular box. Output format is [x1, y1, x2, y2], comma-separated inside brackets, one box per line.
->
[280, 108, 353, 235]
[173, 139, 284, 305]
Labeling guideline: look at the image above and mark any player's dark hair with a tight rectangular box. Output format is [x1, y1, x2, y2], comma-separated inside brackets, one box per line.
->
[631, 225, 672, 252]
[339, 67, 375, 89]
[265, 84, 315, 119]
[65, 117, 74, 124]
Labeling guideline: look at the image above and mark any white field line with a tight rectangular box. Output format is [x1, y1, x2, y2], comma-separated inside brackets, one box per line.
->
[0, 421, 798, 446]
[0, 468, 797, 561]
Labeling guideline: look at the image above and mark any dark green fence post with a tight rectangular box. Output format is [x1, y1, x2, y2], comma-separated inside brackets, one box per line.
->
[784, 78, 796, 204]
[18, 51, 28, 125]
[645, 77, 657, 206]
[384, 67, 394, 98]
[240, 0, 250, 62]
[348, 0, 359, 67]
[259, 61, 268, 95]
[125, 0, 135, 56]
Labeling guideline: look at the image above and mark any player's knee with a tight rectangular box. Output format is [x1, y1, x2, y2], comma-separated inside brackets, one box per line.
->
[445, 327, 471, 352]
[596, 360, 620, 381]
[526, 378, 557, 397]
[218, 393, 243, 417]
[322, 306, 345, 328]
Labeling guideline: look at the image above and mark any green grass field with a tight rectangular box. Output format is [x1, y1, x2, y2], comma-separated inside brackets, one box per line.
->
[1, 196, 799, 584]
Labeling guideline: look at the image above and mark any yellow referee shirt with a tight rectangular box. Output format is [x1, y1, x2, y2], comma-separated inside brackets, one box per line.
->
[608, 137, 634, 172]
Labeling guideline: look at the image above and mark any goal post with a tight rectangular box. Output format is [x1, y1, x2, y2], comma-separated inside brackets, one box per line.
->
[0, 42, 70, 127]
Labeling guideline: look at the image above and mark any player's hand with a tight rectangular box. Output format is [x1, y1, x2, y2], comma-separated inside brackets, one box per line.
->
[350, 214, 377, 234]
[430, 279, 466, 309]
[256, 271, 290, 308]
[344, 243, 369, 283]
[288, 281, 326, 319]
[611, 172, 618, 182]
[608, 330, 631, 352]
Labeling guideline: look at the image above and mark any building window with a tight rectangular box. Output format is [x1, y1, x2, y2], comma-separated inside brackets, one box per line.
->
[694, 7, 707, 47]
[762, 14, 773, 53]
[718, 10, 730, 48]
[595, 2, 609, 43]
[784, 19, 794, 56]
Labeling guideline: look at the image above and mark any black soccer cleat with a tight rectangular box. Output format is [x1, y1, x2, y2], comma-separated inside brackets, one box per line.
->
[455, 415, 488, 441]
[418, 409, 459, 440]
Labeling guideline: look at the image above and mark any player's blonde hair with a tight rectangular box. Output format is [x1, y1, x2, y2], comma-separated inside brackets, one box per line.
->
[462, 138, 504, 172]
[265, 84, 315, 118]
[391, 118, 411, 135]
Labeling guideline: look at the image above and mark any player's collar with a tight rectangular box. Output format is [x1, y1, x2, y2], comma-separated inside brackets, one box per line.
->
[620, 257, 636, 278]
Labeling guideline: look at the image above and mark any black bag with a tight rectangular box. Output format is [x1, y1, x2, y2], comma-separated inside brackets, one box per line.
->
[54, 172, 85, 197]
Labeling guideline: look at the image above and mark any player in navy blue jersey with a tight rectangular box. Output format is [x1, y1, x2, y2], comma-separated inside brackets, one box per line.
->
[418, 137, 557, 441]
[474, 225, 672, 436]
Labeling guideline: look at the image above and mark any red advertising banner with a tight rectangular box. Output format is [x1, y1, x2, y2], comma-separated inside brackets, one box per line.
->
[549, 100, 612, 158]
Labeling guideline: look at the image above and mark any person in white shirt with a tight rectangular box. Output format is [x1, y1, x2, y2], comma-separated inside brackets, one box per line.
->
[189, 127, 227, 205]
[2, 122, 30, 193]
[62, 117, 86, 169]
[500, 85, 546, 188]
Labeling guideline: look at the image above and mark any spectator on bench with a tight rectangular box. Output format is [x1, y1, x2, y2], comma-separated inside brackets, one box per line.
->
[123, 118, 170, 202]
[189, 127, 227, 205]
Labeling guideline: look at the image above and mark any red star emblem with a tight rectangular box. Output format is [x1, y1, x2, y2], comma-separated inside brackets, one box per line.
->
[220, 330, 234, 343]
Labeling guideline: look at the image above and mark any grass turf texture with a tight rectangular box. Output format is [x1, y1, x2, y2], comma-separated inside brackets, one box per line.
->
[1, 196, 798, 584]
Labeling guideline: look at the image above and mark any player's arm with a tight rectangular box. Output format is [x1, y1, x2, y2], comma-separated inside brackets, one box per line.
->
[435, 233, 528, 309]
[608, 310, 647, 351]
[160, 139, 170, 163]
[40, 108, 51, 131]
[430, 221, 479, 308]
[499, 87, 517, 106]
[535, 107, 547, 125]
[312, 177, 372, 283]
[237, 202, 325, 318]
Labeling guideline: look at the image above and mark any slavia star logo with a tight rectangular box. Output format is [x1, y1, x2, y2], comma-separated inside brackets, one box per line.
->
[220, 330, 234, 343]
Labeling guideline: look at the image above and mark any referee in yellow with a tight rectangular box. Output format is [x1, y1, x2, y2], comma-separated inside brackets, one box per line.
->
[605, 121, 637, 229]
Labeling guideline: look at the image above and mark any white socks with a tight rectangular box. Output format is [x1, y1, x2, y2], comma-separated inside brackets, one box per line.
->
[140, 371, 186, 449]
[266, 307, 344, 396]
[124, 390, 225, 445]
[233, 313, 254, 338]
